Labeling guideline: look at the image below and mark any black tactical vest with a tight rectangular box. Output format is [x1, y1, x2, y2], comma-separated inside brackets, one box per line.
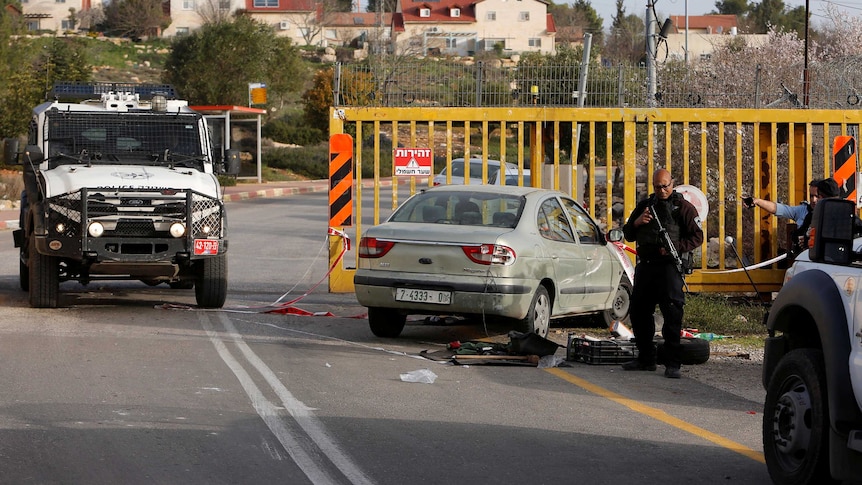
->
[636, 193, 683, 250]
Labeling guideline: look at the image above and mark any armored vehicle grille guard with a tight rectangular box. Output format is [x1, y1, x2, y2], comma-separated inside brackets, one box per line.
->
[45, 189, 224, 240]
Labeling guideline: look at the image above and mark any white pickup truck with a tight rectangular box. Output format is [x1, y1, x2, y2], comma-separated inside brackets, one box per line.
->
[762, 197, 862, 484]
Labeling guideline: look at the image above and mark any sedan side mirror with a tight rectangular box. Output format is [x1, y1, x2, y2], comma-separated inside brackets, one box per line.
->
[607, 228, 624, 243]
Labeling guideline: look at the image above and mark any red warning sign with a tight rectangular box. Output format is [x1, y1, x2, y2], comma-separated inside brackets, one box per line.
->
[833, 135, 857, 202]
[393, 148, 432, 176]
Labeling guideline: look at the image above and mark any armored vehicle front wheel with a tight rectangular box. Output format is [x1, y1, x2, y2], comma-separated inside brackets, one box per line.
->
[28, 237, 59, 308]
[194, 255, 227, 308]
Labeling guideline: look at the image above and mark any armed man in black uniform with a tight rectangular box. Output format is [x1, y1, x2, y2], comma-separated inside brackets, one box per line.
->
[621, 169, 704, 378]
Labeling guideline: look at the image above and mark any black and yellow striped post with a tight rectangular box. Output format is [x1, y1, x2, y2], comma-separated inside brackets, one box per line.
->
[328, 133, 354, 292]
[832, 135, 857, 203]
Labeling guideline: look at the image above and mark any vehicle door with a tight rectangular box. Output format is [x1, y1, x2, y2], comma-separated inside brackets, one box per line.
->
[561, 197, 617, 309]
[536, 196, 585, 310]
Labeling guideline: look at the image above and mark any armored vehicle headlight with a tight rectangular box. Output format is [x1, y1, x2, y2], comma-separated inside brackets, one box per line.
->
[201, 224, 212, 235]
[170, 222, 186, 238]
[88, 221, 104, 237]
[55, 223, 65, 233]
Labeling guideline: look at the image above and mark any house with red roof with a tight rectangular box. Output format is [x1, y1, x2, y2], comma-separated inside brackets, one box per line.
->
[661, 15, 767, 63]
[393, 0, 556, 56]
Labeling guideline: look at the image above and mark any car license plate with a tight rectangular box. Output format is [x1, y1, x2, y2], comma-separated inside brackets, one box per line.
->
[194, 239, 219, 255]
[396, 288, 451, 305]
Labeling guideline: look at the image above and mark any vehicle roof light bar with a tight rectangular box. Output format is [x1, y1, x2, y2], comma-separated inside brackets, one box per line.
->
[49, 82, 178, 101]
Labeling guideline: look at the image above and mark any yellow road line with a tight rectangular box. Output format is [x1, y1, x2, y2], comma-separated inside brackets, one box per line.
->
[545, 367, 765, 464]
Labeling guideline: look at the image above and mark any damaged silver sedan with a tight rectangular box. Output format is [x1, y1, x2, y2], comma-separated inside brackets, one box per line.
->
[354, 185, 633, 338]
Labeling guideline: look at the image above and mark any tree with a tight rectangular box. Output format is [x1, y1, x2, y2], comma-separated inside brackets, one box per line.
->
[604, 10, 645, 65]
[549, 0, 604, 47]
[196, 0, 234, 25]
[303, 67, 334, 134]
[103, 0, 169, 38]
[76, 4, 106, 31]
[366, 0, 397, 13]
[0, 12, 42, 139]
[67, 8, 78, 31]
[748, 0, 787, 34]
[163, 16, 306, 106]
[290, 0, 351, 46]
[713, 0, 749, 15]
[39, 37, 92, 89]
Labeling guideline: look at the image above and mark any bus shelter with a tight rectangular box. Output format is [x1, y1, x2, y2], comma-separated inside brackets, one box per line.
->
[190, 105, 266, 183]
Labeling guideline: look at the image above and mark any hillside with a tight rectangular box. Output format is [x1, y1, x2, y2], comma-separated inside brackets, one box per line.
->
[86, 37, 170, 84]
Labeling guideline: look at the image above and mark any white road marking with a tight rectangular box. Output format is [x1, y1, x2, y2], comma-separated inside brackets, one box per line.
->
[201, 312, 375, 485]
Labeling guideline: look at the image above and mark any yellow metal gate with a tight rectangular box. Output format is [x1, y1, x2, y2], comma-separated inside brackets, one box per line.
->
[328, 106, 862, 294]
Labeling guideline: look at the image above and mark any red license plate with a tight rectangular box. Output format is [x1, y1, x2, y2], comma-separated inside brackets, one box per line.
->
[194, 239, 219, 255]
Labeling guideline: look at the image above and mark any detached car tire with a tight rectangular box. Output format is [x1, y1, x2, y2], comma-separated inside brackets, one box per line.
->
[368, 307, 407, 338]
[655, 336, 710, 365]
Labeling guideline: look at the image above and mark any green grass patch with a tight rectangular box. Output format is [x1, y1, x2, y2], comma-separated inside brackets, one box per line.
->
[684, 293, 768, 337]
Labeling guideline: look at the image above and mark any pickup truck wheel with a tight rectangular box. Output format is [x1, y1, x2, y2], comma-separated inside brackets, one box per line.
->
[763, 348, 834, 485]
[19, 250, 29, 292]
[368, 307, 406, 338]
[518, 285, 551, 338]
[602, 276, 632, 326]
[194, 255, 227, 308]
[28, 236, 59, 308]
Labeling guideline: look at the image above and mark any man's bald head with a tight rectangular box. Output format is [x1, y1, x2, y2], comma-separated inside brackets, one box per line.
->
[653, 169, 674, 200]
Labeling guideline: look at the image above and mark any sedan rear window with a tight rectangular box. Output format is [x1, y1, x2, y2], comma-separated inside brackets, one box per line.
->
[391, 191, 523, 227]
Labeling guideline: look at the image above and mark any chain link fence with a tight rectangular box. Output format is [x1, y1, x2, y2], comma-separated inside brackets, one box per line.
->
[335, 57, 862, 110]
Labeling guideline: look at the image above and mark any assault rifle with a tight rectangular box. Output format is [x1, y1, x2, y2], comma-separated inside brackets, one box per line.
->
[649, 199, 690, 291]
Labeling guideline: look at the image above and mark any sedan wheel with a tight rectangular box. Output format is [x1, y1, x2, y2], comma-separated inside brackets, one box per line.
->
[368, 307, 407, 338]
[602, 276, 632, 326]
[518, 286, 551, 338]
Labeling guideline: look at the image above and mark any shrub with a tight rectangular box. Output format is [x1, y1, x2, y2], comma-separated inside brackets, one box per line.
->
[263, 143, 393, 180]
[264, 145, 330, 179]
[262, 118, 325, 146]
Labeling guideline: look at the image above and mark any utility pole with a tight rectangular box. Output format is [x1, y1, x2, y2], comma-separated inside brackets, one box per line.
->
[803, 0, 810, 107]
[646, 1, 657, 106]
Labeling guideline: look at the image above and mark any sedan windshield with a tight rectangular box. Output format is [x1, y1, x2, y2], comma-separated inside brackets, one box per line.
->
[391, 191, 524, 227]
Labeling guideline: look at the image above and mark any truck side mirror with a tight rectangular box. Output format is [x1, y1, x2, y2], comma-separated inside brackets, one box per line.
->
[810, 197, 856, 264]
[3, 138, 19, 165]
[22, 145, 44, 166]
[221, 149, 240, 176]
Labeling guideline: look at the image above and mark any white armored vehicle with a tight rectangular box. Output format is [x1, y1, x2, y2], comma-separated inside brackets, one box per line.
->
[4, 82, 239, 308]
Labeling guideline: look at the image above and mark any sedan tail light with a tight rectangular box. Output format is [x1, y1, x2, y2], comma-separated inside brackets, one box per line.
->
[358, 237, 396, 258]
[462, 244, 516, 265]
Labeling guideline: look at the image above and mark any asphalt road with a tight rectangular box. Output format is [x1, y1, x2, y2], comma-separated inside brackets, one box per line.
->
[0, 192, 773, 484]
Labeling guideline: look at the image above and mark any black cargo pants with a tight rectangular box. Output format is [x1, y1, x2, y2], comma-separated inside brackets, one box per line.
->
[629, 260, 685, 368]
